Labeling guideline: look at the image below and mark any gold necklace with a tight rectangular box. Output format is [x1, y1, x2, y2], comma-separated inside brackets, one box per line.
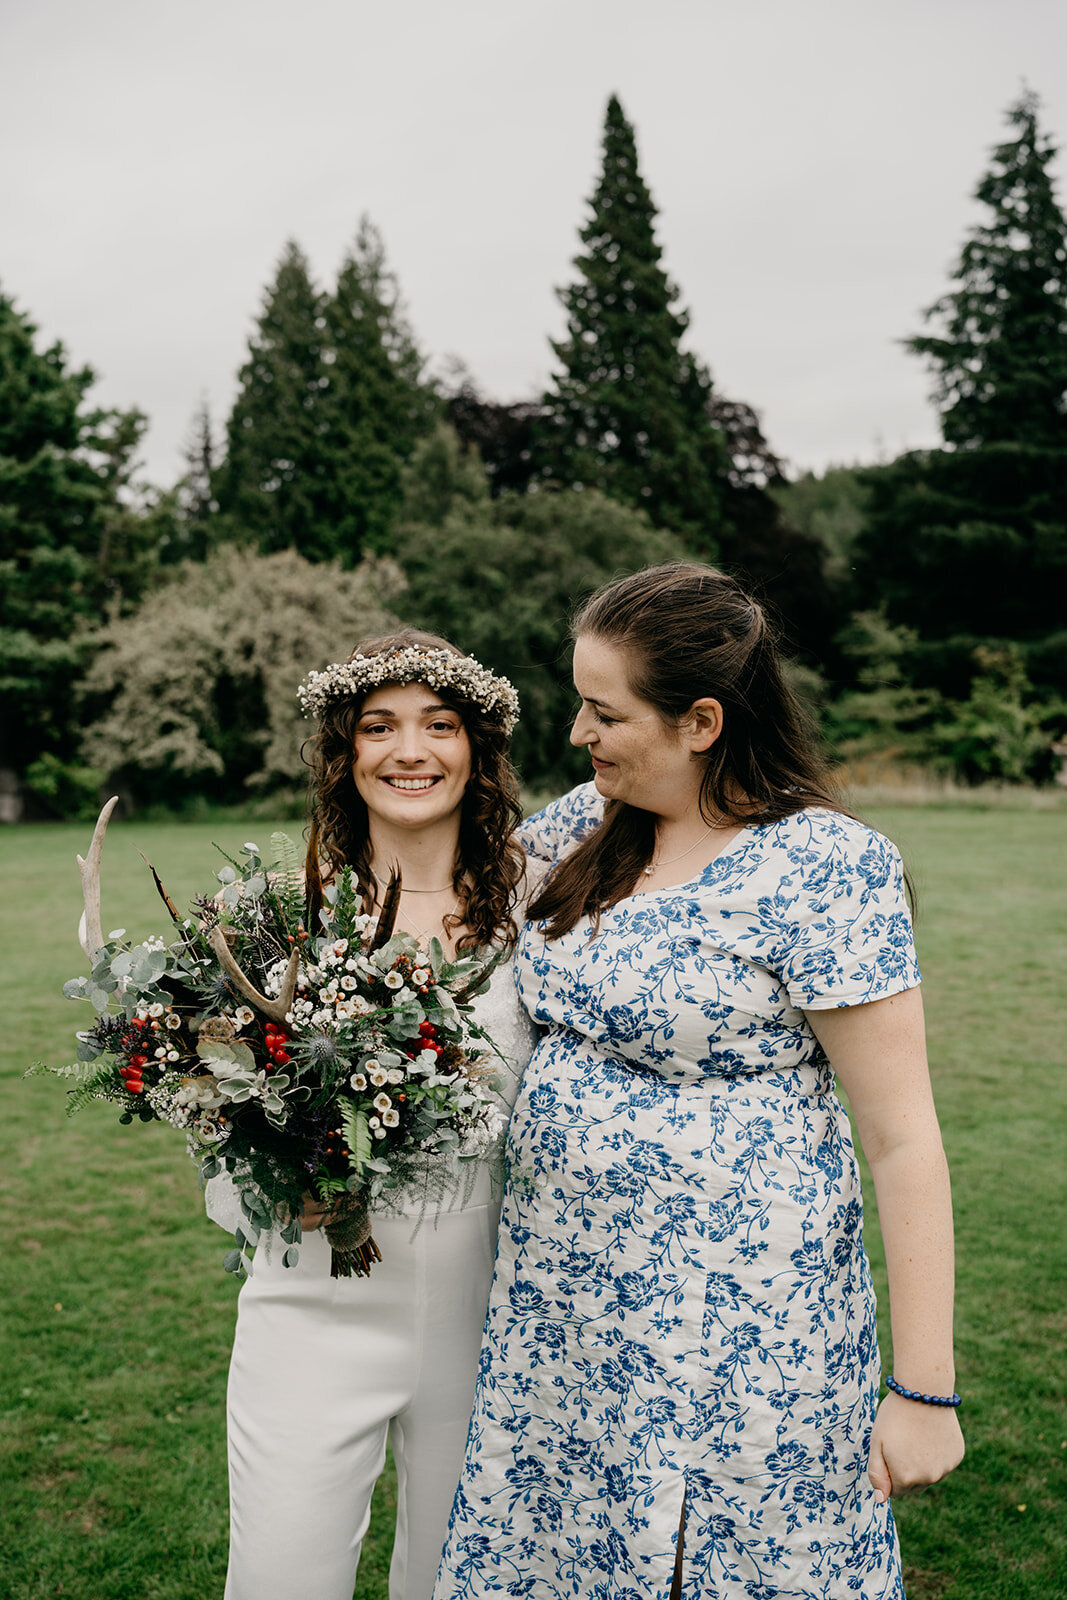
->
[372, 868, 454, 895]
[642, 824, 716, 877]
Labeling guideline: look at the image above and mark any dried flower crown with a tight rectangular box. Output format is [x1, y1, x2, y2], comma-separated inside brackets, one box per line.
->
[297, 646, 520, 732]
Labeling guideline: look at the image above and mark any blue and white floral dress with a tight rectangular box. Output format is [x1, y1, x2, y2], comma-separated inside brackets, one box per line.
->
[433, 785, 920, 1600]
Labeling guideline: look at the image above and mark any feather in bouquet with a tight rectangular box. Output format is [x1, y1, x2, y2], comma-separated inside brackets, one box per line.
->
[43, 800, 508, 1278]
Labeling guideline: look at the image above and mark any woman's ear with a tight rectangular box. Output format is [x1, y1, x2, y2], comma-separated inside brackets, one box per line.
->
[684, 697, 724, 752]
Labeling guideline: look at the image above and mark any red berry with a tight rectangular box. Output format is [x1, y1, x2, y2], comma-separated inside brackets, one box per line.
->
[127, 1082, 144, 1095]
[418, 1021, 436, 1037]
[274, 1050, 290, 1066]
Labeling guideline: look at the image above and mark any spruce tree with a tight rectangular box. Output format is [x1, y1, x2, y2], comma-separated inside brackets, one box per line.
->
[318, 217, 437, 557]
[853, 90, 1067, 697]
[217, 242, 329, 555]
[910, 89, 1067, 450]
[167, 397, 221, 562]
[0, 289, 153, 784]
[539, 94, 726, 545]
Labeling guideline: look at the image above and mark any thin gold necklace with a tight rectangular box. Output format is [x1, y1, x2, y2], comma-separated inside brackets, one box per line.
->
[372, 868, 454, 895]
[643, 824, 716, 877]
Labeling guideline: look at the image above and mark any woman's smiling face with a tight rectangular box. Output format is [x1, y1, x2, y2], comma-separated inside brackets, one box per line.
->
[352, 681, 472, 831]
[570, 634, 717, 816]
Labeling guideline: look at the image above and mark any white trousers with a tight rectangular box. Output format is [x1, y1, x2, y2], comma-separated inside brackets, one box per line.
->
[224, 1204, 498, 1600]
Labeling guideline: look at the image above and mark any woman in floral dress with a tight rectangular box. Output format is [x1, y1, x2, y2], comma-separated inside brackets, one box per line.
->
[434, 566, 963, 1600]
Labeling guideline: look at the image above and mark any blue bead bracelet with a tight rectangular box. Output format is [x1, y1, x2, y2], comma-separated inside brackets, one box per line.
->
[885, 1373, 961, 1408]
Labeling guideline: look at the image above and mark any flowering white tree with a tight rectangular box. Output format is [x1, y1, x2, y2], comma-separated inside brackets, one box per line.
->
[80, 546, 402, 803]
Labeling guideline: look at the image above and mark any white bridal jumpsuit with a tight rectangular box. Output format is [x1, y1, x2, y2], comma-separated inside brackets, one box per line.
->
[206, 959, 536, 1600]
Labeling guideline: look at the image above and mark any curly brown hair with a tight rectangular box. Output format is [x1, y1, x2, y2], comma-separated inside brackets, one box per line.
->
[302, 628, 525, 951]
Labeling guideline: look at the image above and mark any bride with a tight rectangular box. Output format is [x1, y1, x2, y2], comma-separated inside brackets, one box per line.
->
[207, 629, 536, 1600]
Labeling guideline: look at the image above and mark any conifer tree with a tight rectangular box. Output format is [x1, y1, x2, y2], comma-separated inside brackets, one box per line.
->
[0, 289, 153, 784]
[217, 242, 329, 555]
[318, 217, 437, 557]
[853, 90, 1067, 697]
[166, 397, 221, 562]
[910, 89, 1067, 451]
[539, 95, 726, 545]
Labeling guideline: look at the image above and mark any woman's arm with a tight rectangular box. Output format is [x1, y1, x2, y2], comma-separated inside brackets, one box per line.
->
[806, 987, 965, 1501]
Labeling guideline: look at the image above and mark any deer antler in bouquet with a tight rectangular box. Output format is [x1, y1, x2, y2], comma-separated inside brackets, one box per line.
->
[205, 927, 300, 1026]
[76, 796, 120, 962]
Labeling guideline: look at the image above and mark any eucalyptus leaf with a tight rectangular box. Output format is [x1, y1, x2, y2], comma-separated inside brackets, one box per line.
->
[62, 978, 89, 1000]
[246, 873, 267, 898]
[217, 866, 236, 885]
[282, 1247, 300, 1269]
[223, 1249, 245, 1274]
[89, 986, 111, 1013]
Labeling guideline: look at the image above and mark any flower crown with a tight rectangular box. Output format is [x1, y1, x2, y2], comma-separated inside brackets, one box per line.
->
[297, 646, 520, 733]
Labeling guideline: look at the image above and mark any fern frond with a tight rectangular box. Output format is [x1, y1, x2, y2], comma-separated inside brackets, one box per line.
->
[268, 832, 307, 930]
[314, 1173, 350, 1203]
[64, 1066, 124, 1116]
[340, 1100, 372, 1180]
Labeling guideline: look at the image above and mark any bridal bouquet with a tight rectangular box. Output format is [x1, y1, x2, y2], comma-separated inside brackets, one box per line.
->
[48, 805, 506, 1278]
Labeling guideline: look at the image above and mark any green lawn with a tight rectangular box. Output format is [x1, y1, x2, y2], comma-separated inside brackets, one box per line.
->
[1, 804, 1064, 1598]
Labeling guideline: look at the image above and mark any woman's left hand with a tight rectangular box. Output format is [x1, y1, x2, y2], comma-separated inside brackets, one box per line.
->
[867, 1391, 965, 1502]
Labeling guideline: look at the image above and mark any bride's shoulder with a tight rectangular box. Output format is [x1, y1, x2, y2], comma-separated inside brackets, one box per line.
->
[516, 782, 605, 866]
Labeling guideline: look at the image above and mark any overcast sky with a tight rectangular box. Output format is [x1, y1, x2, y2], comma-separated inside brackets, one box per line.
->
[2, 0, 1065, 487]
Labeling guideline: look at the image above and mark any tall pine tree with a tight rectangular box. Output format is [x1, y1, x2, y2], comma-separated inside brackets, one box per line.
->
[0, 288, 153, 783]
[910, 88, 1067, 451]
[539, 95, 726, 545]
[318, 217, 437, 557]
[217, 242, 329, 555]
[853, 90, 1067, 697]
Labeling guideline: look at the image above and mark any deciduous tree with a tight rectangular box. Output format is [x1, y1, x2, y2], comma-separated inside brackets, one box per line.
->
[79, 546, 402, 805]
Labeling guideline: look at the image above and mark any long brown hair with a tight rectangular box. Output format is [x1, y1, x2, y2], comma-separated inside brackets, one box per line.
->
[529, 563, 843, 938]
[303, 628, 525, 950]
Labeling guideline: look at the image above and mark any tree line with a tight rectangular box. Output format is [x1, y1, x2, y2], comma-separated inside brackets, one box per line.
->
[2, 90, 1065, 816]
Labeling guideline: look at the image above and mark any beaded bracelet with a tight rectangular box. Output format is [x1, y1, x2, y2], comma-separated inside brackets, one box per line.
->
[885, 1373, 961, 1408]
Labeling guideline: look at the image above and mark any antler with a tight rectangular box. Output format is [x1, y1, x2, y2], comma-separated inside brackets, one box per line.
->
[77, 796, 120, 962]
[206, 928, 300, 1025]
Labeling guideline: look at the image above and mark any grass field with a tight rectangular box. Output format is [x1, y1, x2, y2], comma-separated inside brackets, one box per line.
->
[1, 803, 1064, 1599]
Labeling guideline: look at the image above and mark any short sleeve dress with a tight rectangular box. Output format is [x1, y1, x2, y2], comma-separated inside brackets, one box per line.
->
[433, 785, 920, 1600]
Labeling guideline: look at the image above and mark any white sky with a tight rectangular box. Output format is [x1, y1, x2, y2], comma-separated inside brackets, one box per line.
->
[2, 0, 1065, 486]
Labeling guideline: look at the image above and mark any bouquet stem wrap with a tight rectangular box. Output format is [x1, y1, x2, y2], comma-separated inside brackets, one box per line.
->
[325, 1193, 383, 1279]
